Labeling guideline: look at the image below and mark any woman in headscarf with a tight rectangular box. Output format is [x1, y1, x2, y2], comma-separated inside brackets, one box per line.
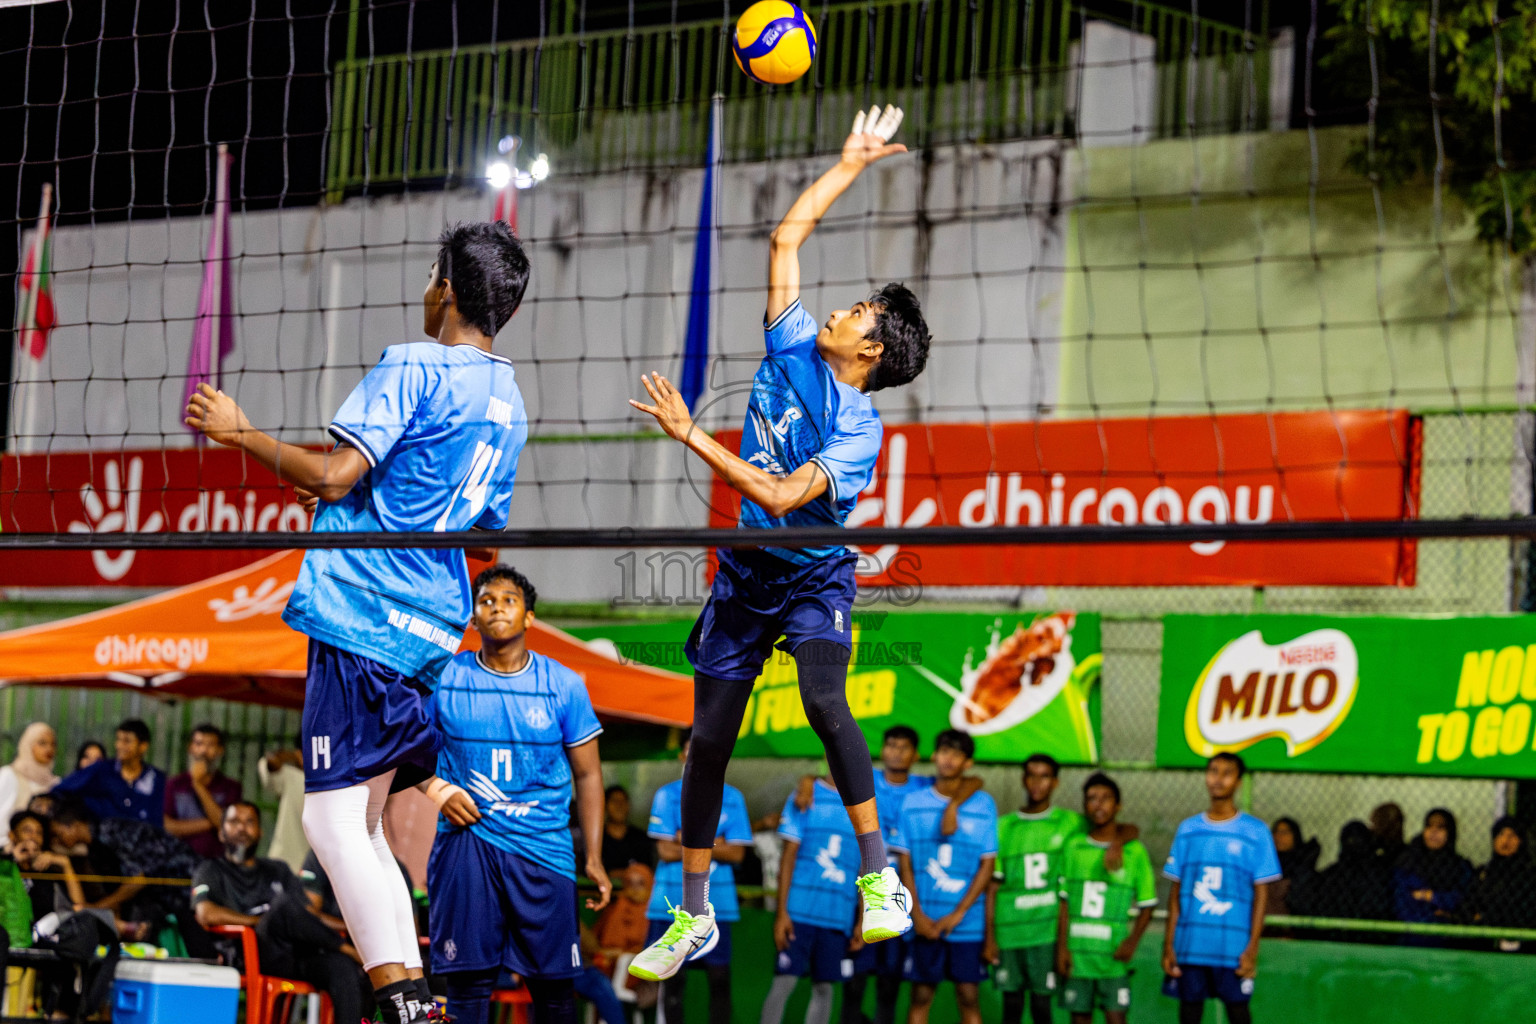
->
[1313, 820, 1392, 924]
[1469, 816, 1536, 952]
[1393, 808, 1473, 945]
[0, 723, 60, 826]
[1268, 816, 1321, 917]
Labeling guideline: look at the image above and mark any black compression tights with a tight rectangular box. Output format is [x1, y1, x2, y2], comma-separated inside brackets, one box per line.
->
[681, 640, 876, 848]
[1179, 1002, 1252, 1024]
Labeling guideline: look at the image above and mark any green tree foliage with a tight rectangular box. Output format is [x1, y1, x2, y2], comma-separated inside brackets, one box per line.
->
[1324, 0, 1536, 257]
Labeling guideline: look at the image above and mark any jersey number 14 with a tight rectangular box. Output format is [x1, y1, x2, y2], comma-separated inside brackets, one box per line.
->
[435, 442, 505, 531]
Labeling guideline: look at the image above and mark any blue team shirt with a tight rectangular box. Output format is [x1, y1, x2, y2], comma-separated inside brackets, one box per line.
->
[873, 772, 933, 858]
[647, 780, 753, 922]
[891, 787, 999, 942]
[778, 780, 861, 933]
[737, 301, 883, 564]
[1163, 812, 1282, 967]
[430, 650, 603, 879]
[284, 342, 528, 680]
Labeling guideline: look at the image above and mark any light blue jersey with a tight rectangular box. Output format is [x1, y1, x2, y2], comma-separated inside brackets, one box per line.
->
[873, 771, 933, 854]
[778, 780, 861, 933]
[284, 342, 528, 679]
[430, 650, 602, 879]
[891, 787, 999, 942]
[647, 779, 753, 922]
[1163, 812, 1282, 968]
[737, 301, 882, 565]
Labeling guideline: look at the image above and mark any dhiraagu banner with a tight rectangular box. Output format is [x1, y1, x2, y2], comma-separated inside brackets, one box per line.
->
[566, 611, 1102, 764]
[1157, 614, 1536, 776]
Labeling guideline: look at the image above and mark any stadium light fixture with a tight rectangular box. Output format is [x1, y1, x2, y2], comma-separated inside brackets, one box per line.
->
[485, 160, 513, 190]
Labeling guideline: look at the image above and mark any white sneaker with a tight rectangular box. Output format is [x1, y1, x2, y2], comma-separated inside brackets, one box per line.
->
[628, 902, 719, 981]
[858, 866, 913, 943]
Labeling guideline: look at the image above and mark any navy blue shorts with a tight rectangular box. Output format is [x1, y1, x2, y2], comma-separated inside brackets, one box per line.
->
[302, 639, 441, 793]
[427, 828, 581, 980]
[686, 547, 858, 681]
[1163, 965, 1254, 1004]
[776, 923, 856, 983]
[645, 917, 733, 969]
[904, 938, 988, 985]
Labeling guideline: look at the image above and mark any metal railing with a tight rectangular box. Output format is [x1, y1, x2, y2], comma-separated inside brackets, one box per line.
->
[325, 0, 1272, 194]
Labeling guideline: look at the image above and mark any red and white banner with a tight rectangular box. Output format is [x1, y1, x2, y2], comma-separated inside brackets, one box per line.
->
[0, 448, 312, 586]
[710, 410, 1422, 587]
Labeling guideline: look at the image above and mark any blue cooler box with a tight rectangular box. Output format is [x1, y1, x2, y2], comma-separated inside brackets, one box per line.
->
[113, 960, 240, 1024]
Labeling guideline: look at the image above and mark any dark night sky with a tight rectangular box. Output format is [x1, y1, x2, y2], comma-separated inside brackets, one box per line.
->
[0, 0, 1327, 439]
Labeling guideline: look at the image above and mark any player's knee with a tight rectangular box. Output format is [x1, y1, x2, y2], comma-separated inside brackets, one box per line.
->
[910, 984, 935, 1008]
[954, 984, 980, 1009]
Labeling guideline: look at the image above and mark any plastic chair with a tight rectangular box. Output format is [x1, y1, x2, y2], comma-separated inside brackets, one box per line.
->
[489, 983, 533, 1024]
[208, 923, 335, 1024]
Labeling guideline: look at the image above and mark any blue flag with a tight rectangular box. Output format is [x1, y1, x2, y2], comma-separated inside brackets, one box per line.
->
[680, 94, 722, 409]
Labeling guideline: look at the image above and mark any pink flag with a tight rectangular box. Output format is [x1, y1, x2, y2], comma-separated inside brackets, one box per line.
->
[183, 145, 235, 434]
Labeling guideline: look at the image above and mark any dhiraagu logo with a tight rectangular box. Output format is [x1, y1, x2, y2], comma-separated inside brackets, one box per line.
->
[1184, 628, 1359, 758]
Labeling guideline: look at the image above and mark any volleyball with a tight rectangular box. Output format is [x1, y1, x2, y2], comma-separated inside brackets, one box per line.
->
[732, 1, 817, 85]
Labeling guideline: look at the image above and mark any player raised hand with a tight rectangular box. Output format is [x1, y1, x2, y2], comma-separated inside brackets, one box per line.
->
[840, 103, 906, 169]
[184, 382, 253, 447]
[629, 371, 696, 442]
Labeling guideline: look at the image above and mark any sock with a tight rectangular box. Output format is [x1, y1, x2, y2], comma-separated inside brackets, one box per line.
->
[857, 829, 888, 877]
[375, 979, 422, 1024]
[683, 868, 710, 916]
[413, 977, 434, 1012]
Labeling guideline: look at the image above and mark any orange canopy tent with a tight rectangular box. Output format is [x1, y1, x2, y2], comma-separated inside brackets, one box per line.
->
[0, 550, 693, 726]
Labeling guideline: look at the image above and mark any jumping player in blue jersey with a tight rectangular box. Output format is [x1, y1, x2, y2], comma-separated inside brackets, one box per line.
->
[1161, 753, 1280, 1024]
[421, 565, 612, 1024]
[627, 103, 931, 984]
[185, 221, 530, 1024]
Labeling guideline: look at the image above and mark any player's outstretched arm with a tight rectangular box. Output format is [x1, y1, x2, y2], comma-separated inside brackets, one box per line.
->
[766, 104, 905, 324]
[185, 383, 369, 502]
[629, 371, 830, 517]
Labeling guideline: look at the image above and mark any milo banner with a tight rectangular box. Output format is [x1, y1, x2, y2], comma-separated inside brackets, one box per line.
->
[1157, 614, 1536, 777]
[567, 611, 1102, 764]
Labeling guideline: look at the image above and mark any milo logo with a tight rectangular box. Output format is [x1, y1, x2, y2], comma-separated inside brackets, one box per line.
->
[1183, 629, 1358, 757]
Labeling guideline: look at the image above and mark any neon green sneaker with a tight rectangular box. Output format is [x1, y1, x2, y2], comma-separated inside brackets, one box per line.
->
[859, 867, 913, 943]
[628, 902, 719, 981]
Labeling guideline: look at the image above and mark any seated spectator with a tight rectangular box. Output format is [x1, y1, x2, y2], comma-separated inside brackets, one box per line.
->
[48, 796, 210, 956]
[591, 862, 655, 972]
[1469, 816, 1536, 952]
[10, 809, 85, 924]
[1268, 816, 1320, 916]
[52, 719, 166, 827]
[1312, 820, 1392, 922]
[1393, 808, 1472, 944]
[600, 785, 655, 873]
[75, 741, 106, 771]
[0, 723, 60, 826]
[192, 802, 374, 1024]
[1370, 802, 1406, 865]
[164, 724, 243, 860]
[257, 735, 309, 873]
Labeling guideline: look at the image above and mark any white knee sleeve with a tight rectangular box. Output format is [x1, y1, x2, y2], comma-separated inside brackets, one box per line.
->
[369, 809, 422, 971]
[303, 772, 408, 971]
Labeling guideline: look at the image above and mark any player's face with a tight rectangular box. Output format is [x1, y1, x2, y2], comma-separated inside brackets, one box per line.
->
[472, 579, 531, 641]
[1083, 784, 1119, 828]
[1495, 826, 1522, 858]
[818, 301, 882, 365]
[931, 744, 971, 780]
[881, 736, 918, 772]
[1023, 762, 1059, 806]
[1204, 758, 1241, 801]
[423, 261, 451, 338]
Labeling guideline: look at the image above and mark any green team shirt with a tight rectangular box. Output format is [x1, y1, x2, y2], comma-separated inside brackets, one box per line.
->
[1059, 836, 1158, 979]
[993, 806, 1086, 949]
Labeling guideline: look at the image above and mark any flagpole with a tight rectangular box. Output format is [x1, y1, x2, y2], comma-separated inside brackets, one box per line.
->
[13, 182, 52, 451]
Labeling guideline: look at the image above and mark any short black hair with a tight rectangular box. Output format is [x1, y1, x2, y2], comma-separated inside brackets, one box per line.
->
[76, 740, 106, 763]
[116, 719, 151, 744]
[1208, 752, 1246, 778]
[933, 729, 975, 759]
[50, 797, 96, 827]
[1023, 753, 1060, 777]
[862, 283, 930, 392]
[9, 809, 47, 837]
[882, 725, 919, 747]
[192, 723, 225, 747]
[473, 564, 538, 614]
[1083, 771, 1121, 804]
[436, 221, 531, 337]
[605, 784, 629, 800]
